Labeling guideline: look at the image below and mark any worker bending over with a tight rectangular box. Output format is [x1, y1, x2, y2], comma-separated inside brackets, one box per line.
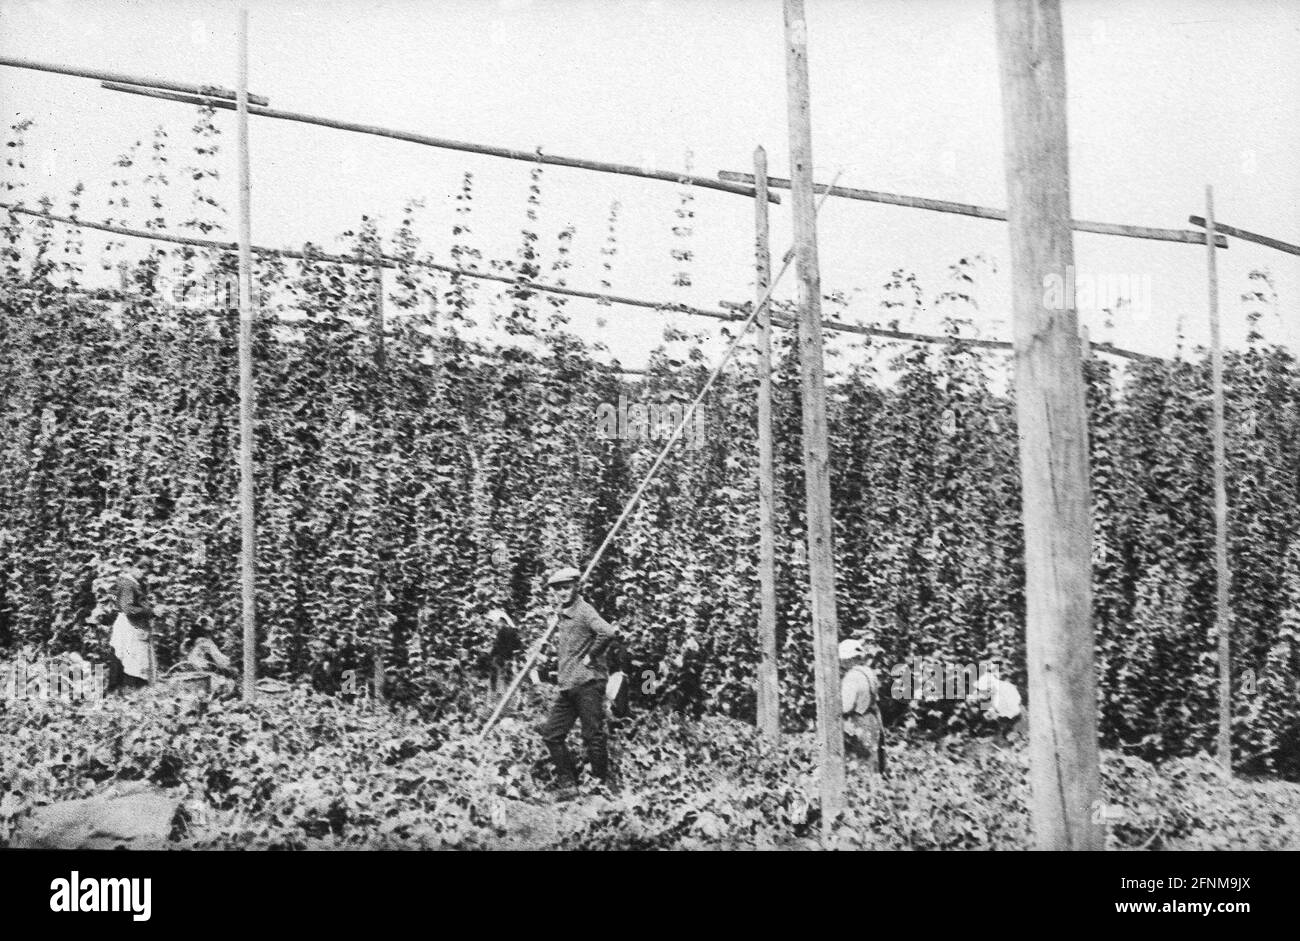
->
[969, 670, 1026, 741]
[183, 628, 235, 676]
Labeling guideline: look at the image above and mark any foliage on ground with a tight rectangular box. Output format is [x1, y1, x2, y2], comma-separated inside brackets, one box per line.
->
[1, 687, 1296, 851]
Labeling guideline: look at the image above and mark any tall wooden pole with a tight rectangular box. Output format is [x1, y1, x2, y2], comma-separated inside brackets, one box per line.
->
[372, 237, 387, 704]
[783, 0, 845, 831]
[994, 0, 1102, 850]
[1205, 185, 1231, 772]
[753, 145, 780, 746]
[236, 7, 257, 702]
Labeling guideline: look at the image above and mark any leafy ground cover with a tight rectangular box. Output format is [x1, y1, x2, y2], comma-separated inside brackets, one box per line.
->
[2, 684, 1296, 850]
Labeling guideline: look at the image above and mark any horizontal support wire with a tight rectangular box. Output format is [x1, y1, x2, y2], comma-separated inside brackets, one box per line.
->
[719, 171, 1229, 248]
[1, 200, 1162, 363]
[717, 300, 1159, 363]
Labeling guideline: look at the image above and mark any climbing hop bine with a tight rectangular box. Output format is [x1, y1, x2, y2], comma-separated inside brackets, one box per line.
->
[475, 171, 845, 742]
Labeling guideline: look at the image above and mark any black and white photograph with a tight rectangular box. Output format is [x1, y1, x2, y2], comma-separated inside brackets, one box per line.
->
[0, 0, 1296, 908]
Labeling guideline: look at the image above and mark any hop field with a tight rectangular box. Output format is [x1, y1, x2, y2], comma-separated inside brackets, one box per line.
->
[2, 685, 1296, 851]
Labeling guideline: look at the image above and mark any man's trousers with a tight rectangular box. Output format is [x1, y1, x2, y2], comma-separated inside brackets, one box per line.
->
[538, 679, 609, 786]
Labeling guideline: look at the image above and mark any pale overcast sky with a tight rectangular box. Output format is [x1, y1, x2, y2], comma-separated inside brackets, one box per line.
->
[2, 0, 1297, 368]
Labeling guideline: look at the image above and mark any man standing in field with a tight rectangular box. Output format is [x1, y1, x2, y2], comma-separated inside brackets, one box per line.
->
[536, 566, 619, 799]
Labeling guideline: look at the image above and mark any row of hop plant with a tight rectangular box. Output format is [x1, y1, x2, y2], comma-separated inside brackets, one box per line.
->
[1, 113, 1297, 778]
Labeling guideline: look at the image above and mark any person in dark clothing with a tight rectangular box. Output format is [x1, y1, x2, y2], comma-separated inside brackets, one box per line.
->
[536, 566, 619, 799]
[479, 609, 523, 696]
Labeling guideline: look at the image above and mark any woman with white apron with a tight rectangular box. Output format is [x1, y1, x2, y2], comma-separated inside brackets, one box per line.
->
[109, 558, 156, 690]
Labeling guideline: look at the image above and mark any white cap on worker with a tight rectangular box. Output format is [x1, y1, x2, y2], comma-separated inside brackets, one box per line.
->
[838, 638, 866, 661]
[486, 608, 512, 625]
[546, 566, 581, 587]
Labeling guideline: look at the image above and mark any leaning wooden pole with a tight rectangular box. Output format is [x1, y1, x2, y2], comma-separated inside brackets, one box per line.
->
[994, 0, 1102, 850]
[236, 7, 258, 702]
[783, 0, 846, 831]
[753, 145, 780, 746]
[1205, 185, 1232, 773]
